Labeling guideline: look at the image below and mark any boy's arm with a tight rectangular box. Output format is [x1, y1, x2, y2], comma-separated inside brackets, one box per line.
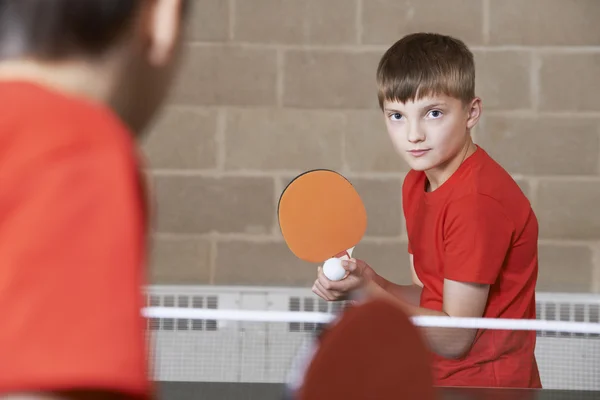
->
[367, 194, 513, 359]
[365, 278, 489, 359]
[367, 254, 422, 307]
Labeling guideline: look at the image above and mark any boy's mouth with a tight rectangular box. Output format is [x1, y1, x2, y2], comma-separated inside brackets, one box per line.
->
[407, 149, 431, 157]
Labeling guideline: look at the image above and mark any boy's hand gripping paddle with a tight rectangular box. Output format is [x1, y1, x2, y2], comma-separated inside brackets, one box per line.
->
[277, 169, 367, 281]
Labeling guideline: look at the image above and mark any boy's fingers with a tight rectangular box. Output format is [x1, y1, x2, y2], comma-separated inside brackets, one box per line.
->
[314, 280, 341, 301]
[313, 280, 332, 300]
[317, 272, 338, 291]
[318, 270, 352, 292]
[313, 282, 331, 301]
[338, 276, 361, 292]
[323, 274, 362, 294]
[312, 282, 330, 301]
[342, 259, 357, 272]
[317, 260, 364, 294]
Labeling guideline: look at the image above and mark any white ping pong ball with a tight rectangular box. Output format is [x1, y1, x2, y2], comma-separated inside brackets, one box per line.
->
[323, 257, 346, 281]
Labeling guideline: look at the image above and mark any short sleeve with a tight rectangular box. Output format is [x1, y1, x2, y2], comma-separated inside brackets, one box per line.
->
[443, 194, 514, 285]
[0, 144, 149, 396]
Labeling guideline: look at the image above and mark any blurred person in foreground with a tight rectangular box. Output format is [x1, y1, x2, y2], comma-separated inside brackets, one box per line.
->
[0, 1, 189, 399]
[311, 32, 542, 389]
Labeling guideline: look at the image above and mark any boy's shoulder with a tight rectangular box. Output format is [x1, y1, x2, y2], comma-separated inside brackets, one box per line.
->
[0, 80, 135, 161]
[402, 146, 532, 219]
[454, 146, 530, 208]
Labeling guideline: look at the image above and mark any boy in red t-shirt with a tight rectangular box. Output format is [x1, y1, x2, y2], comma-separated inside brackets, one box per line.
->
[0, 1, 189, 400]
[311, 33, 542, 389]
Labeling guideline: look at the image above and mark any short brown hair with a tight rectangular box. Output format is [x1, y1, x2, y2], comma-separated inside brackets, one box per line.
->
[376, 32, 475, 109]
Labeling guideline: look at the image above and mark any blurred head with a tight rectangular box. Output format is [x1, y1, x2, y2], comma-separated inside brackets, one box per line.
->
[0, 0, 190, 135]
[376, 33, 482, 186]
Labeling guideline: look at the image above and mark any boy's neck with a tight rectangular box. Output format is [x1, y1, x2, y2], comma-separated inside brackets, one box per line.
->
[424, 139, 477, 192]
[0, 57, 121, 107]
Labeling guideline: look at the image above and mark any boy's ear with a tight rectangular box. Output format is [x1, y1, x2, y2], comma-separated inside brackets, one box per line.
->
[466, 97, 482, 130]
[144, 0, 186, 67]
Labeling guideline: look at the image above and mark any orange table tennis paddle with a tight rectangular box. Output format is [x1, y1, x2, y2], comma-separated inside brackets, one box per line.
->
[278, 169, 367, 281]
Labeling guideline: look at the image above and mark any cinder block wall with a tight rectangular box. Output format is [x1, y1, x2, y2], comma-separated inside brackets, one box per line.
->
[142, 0, 600, 293]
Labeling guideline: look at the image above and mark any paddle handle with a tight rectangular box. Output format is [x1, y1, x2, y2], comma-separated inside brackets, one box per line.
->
[334, 246, 354, 260]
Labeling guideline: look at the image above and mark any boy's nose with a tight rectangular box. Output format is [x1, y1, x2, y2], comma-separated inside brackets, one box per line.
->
[407, 126, 425, 143]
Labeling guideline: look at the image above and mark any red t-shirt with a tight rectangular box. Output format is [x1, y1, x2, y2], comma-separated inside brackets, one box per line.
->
[403, 145, 541, 388]
[0, 81, 151, 397]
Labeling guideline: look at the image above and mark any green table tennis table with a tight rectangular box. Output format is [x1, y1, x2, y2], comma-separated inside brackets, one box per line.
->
[157, 382, 599, 400]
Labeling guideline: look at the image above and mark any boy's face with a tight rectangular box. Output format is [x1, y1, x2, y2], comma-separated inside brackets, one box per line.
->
[382, 94, 481, 175]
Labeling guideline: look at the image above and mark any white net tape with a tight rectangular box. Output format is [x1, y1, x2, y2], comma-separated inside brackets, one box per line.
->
[143, 305, 600, 391]
[145, 307, 600, 334]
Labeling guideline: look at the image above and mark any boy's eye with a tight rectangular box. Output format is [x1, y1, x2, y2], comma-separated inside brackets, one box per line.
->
[390, 113, 402, 120]
[428, 110, 443, 118]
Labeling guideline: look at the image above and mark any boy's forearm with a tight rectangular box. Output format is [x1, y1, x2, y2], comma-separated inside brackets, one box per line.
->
[364, 279, 477, 360]
[367, 270, 422, 307]
[406, 306, 477, 360]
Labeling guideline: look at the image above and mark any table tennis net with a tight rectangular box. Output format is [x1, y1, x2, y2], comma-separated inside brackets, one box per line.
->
[144, 302, 600, 392]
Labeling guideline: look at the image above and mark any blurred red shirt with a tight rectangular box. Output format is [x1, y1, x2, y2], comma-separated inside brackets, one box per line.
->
[0, 81, 151, 398]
